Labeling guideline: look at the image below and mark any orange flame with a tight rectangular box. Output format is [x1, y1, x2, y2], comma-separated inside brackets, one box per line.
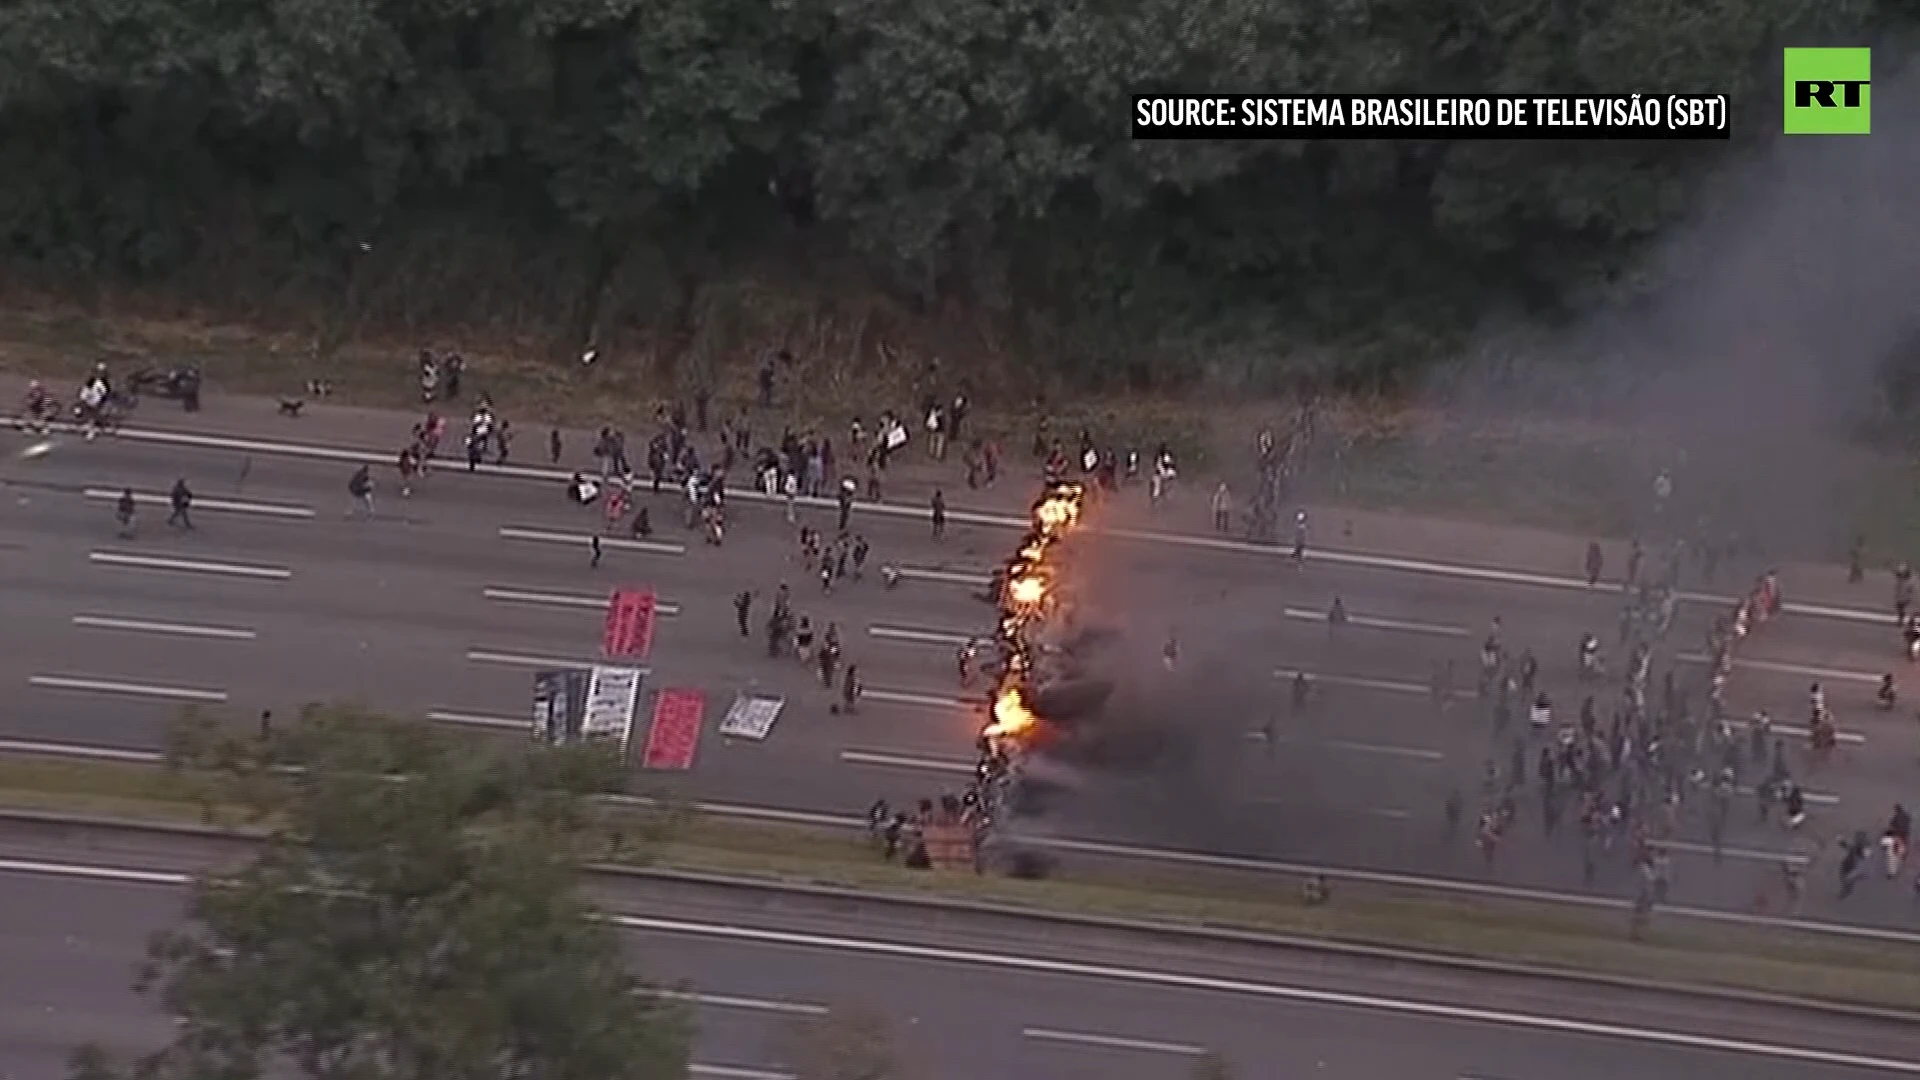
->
[985, 685, 1042, 739]
[1008, 574, 1047, 607]
[981, 480, 1087, 745]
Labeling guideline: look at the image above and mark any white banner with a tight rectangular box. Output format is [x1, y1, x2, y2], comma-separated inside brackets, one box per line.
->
[581, 665, 643, 749]
[718, 694, 784, 741]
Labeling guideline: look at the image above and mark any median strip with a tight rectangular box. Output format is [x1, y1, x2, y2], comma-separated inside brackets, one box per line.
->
[0, 748, 1910, 1016]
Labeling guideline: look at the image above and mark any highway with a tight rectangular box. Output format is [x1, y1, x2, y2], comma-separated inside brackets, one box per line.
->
[0, 838, 1913, 1080]
[2, 409, 1918, 932]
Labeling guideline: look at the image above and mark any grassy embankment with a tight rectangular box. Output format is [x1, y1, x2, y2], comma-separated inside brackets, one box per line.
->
[0, 752, 1913, 1014]
[5, 297, 1917, 557]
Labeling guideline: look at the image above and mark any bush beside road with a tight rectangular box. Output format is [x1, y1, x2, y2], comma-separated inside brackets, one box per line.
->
[0, 750, 1913, 1016]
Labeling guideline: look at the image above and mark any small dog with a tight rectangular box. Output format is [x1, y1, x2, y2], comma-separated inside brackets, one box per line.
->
[280, 379, 334, 416]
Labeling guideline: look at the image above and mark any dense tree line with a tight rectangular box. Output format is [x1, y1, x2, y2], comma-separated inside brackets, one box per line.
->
[0, 0, 1906, 390]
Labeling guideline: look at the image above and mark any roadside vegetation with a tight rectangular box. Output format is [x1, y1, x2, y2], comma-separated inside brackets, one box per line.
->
[6, 2, 1920, 551]
[69, 704, 695, 1080]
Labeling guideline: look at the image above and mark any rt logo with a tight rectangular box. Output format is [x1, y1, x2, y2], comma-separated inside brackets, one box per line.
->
[1784, 47, 1870, 135]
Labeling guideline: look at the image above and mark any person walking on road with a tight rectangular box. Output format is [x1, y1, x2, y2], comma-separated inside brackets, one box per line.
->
[347, 464, 375, 518]
[840, 663, 861, 713]
[166, 479, 194, 530]
[930, 489, 947, 541]
[589, 533, 603, 569]
[396, 445, 421, 497]
[1585, 540, 1603, 586]
[114, 488, 137, 538]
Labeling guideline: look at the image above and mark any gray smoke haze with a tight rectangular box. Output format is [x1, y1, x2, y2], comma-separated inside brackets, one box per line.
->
[1020, 61, 1920, 846]
[1007, 544, 1334, 854]
[1439, 56, 1920, 550]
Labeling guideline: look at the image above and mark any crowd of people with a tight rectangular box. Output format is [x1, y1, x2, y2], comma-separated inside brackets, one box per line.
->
[379, 359, 1920, 903]
[1428, 497, 1915, 920]
[24, 355, 1919, 911]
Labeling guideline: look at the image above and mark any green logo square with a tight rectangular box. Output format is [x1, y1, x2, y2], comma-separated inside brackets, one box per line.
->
[1784, 48, 1871, 135]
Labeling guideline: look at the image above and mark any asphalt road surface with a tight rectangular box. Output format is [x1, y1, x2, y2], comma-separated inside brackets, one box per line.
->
[0, 841, 1912, 1080]
[2, 418, 1918, 931]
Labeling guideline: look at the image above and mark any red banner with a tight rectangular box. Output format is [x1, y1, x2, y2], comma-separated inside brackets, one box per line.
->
[641, 688, 705, 770]
[602, 588, 657, 659]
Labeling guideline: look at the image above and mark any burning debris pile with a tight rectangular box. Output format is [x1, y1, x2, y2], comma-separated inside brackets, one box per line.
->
[981, 480, 1089, 751]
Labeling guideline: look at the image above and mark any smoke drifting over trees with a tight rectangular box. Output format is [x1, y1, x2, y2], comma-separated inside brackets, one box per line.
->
[1427, 58, 1920, 548]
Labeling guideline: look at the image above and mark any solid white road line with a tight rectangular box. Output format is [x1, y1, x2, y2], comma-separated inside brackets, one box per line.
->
[1273, 668, 1432, 697]
[1025, 833, 1920, 945]
[1724, 716, 1865, 747]
[482, 586, 682, 616]
[658, 991, 826, 1017]
[861, 687, 980, 710]
[888, 565, 992, 587]
[1653, 839, 1810, 866]
[1022, 1027, 1203, 1056]
[427, 710, 531, 732]
[0, 739, 161, 763]
[89, 550, 291, 580]
[497, 526, 685, 556]
[465, 649, 625, 672]
[28, 674, 227, 703]
[83, 488, 314, 519]
[839, 749, 972, 774]
[1678, 652, 1880, 685]
[72, 421, 1908, 628]
[1262, 734, 1446, 762]
[867, 624, 977, 647]
[1248, 796, 1411, 821]
[1736, 784, 1839, 807]
[614, 916, 1920, 1075]
[687, 1067, 790, 1080]
[8, 856, 1912, 1073]
[1282, 607, 1467, 638]
[71, 614, 256, 641]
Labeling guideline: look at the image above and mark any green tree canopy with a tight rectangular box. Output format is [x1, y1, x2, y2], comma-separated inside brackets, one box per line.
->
[74, 703, 691, 1080]
[0, 0, 1909, 388]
